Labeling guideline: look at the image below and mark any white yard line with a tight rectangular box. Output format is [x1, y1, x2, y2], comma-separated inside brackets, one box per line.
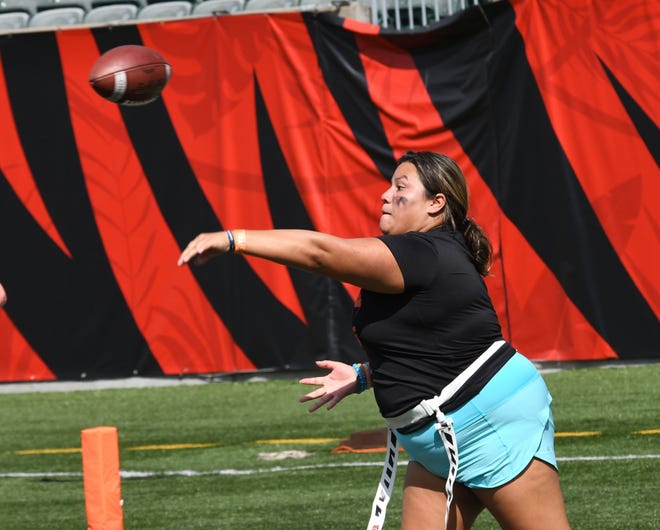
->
[2, 454, 659, 479]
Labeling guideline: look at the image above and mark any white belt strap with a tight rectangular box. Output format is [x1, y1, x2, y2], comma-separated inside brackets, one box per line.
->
[385, 340, 505, 431]
[366, 340, 505, 530]
[367, 430, 399, 530]
[435, 411, 458, 530]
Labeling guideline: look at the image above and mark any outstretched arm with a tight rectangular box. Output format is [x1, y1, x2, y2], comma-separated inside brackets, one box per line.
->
[177, 229, 404, 294]
[299, 360, 371, 412]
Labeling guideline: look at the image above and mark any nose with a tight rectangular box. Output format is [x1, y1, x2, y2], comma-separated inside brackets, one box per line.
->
[381, 185, 392, 203]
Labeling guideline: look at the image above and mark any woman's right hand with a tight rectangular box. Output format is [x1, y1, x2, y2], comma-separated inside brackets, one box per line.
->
[177, 232, 229, 266]
[299, 360, 359, 412]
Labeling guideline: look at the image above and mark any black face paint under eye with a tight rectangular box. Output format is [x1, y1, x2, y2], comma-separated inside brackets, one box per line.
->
[394, 196, 407, 206]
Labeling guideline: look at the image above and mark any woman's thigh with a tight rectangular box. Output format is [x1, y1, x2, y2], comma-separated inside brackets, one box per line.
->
[402, 461, 484, 530]
[472, 458, 571, 530]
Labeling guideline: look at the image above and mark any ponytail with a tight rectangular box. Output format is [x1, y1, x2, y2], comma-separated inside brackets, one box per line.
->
[462, 217, 492, 277]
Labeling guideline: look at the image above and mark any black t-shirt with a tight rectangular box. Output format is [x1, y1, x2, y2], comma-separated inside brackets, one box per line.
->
[352, 226, 515, 420]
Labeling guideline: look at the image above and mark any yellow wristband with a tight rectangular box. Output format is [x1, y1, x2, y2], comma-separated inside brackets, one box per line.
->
[234, 229, 247, 253]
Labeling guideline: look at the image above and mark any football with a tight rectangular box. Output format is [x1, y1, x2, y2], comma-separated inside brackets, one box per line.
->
[89, 45, 171, 106]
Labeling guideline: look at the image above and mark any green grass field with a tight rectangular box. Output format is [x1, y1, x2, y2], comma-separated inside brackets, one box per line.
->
[1, 363, 658, 529]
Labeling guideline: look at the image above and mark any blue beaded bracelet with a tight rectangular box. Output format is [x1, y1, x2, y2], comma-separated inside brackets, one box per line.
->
[353, 363, 368, 394]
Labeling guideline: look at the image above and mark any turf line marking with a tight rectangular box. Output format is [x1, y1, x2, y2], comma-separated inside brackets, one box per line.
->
[12, 430, 657, 455]
[12, 438, 337, 455]
[2, 454, 659, 479]
[14, 448, 81, 455]
[555, 431, 601, 437]
[634, 429, 660, 435]
[556, 454, 660, 462]
[254, 438, 340, 444]
[127, 443, 222, 451]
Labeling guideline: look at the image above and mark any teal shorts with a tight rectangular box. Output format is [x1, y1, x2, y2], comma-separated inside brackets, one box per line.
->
[395, 353, 556, 489]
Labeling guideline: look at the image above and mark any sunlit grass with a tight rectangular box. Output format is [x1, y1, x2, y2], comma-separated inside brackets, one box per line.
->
[0, 364, 658, 528]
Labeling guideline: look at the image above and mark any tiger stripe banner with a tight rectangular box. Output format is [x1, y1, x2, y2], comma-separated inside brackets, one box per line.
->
[0, 0, 658, 382]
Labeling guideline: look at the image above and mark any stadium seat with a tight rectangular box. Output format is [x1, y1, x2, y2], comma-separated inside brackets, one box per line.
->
[243, 0, 296, 11]
[29, 6, 86, 27]
[84, 3, 138, 22]
[36, 0, 92, 11]
[192, 0, 244, 15]
[90, 0, 144, 6]
[0, 0, 39, 15]
[298, 0, 334, 8]
[0, 11, 30, 31]
[137, 0, 192, 19]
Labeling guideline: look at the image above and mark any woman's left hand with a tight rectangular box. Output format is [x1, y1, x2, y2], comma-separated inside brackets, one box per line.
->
[299, 360, 359, 412]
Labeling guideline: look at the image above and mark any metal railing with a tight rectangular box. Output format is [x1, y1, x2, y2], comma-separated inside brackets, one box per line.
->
[367, 0, 484, 29]
[0, 0, 492, 34]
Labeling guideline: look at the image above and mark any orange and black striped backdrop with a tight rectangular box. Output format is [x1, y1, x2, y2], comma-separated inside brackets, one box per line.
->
[0, 0, 658, 381]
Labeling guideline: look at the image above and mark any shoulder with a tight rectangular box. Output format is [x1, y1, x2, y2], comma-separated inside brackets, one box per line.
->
[379, 232, 437, 261]
[377, 231, 448, 289]
[379, 227, 460, 255]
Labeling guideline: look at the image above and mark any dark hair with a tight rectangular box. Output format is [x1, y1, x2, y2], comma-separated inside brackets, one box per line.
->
[396, 151, 493, 276]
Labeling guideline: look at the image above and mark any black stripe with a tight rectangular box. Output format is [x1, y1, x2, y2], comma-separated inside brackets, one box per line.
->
[599, 59, 660, 168]
[254, 77, 362, 365]
[91, 27, 309, 369]
[305, 13, 396, 180]
[406, 3, 659, 357]
[0, 32, 161, 378]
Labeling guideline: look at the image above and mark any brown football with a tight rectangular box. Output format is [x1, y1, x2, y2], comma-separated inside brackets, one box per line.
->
[89, 45, 171, 106]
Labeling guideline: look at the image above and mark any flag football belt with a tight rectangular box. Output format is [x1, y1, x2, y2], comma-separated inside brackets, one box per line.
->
[366, 340, 506, 530]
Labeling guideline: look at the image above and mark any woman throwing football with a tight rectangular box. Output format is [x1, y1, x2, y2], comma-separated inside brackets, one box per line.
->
[178, 151, 570, 530]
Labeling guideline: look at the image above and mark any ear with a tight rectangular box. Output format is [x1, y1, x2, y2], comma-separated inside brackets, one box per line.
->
[428, 193, 446, 215]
